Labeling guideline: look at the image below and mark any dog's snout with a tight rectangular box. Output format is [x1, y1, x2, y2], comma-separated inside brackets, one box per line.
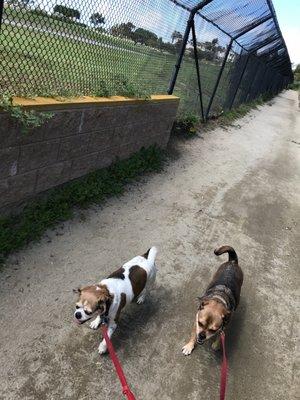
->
[75, 311, 82, 320]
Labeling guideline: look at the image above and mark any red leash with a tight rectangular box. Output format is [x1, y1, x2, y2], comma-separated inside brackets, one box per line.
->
[101, 325, 136, 400]
[219, 332, 228, 400]
[99, 324, 226, 400]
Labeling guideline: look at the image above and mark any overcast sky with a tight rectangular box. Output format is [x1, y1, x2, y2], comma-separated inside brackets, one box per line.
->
[272, 0, 300, 66]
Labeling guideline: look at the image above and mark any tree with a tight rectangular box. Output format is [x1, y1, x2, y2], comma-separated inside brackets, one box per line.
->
[90, 12, 105, 27]
[110, 22, 135, 39]
[171, 30, 183, 44]
[132, 28, 158, 47]
[200, 38, 225, 61]
[160, 41, 176, 54]
[53, 4, 80, 20]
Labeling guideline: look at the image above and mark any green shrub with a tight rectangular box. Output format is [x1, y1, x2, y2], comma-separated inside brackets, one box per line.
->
[172, 111, 200, 136]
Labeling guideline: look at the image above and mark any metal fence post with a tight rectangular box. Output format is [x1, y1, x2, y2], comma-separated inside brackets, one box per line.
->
[167, 0, 214, 95]
[228, 52, 250, 109]
[254, 64, 268, 99]
[246, 62, 260, 102]
[191, 19, 204, 121]
[205, 38, 233, 119]
[0, 0, 4, 31]
[167, 15, 193, 95]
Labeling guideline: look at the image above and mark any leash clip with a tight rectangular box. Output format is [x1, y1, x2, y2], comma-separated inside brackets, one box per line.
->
[100, 315, 109, 326]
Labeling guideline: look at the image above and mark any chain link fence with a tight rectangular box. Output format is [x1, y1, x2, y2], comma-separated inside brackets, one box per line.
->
[0, 0, 293, 119]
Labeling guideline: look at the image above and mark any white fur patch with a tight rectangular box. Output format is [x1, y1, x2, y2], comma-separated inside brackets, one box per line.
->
[100, 246, 157, 322]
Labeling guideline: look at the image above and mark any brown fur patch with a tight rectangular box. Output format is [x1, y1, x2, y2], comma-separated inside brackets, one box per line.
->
[115, 293, 126, 322]
[76, 284, 113, 313]
[129, 265, 147, 298]
[107, 267, 125, 280]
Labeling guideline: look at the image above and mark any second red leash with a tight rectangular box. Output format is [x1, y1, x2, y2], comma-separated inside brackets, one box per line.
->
[219, 331, 228, 400]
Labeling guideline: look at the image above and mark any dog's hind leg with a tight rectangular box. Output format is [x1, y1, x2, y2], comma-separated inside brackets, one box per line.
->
[136, 289, 146, 304]
[136, 267, 156, 304]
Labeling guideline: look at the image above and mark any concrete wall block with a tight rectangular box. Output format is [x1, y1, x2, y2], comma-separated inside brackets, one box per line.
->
[88, 128, 115, 152]
[36, 161, 72, 193]
[113, 125, 136, 147]
[0, 110, 82, 149]
[18, 139, 60, 173]
[0, 112, 44, 147]
[81, 106, 129, 133]
[151, 132, 171, 148]
[0, 171, 37, 208]
[0, 146, 19, 179]
[69, 153, 99, 180]
[97, 146, 119, 169]
[1, 98, 179, 212]
[58, 133, 91, 161]
[149, 102, 179, 121]
[118, 141, 146, 161]
[125, 104, 153, 125]
[41, 111, 83, 139]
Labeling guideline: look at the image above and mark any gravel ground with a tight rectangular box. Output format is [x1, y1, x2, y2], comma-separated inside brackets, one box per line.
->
[0, 90, 299, 400]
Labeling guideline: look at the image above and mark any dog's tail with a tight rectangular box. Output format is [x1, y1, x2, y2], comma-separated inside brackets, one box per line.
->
[143, 246, 158, 264]
[214, 245, 238, 262]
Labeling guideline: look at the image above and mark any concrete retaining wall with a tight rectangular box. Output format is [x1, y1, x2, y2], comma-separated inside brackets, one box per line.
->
[0, 95, 179, 213]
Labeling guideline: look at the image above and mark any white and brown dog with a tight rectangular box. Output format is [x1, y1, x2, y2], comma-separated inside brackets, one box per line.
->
[73, 247, 157, 354]
[182, 246, 243, 355]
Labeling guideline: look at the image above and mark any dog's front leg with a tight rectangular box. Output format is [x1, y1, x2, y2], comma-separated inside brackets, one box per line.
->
[211, 335, 221, 351]
[98, 320, 117, 354]
[90, 315, 101, 330]
[182, 322, 197, 356]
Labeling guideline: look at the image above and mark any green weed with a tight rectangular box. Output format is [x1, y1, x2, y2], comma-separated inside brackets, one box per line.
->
[172, 111, 200, 137]
[0, 146, 165, 264]
[0, 95, 54, 134]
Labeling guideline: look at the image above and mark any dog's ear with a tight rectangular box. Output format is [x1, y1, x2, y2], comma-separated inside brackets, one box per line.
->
[196, 298, 208, 310]
[96, 285, 113, 303]
[73, 287, 81, 294]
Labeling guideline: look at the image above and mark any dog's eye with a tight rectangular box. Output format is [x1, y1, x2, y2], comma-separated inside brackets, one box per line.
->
[198, 322, 203, 327]
[76, 305, 80, 309]
[85, 310, 92, 315]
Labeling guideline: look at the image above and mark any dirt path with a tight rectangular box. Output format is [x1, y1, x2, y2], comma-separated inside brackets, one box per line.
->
[0, 90, 299, 400]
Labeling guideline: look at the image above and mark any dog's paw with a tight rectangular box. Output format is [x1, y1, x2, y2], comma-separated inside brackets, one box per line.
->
[90, 317, 101, 330]
[182, 343, 194, 356]
[98, 342, 107, 354]
[211, 339, 221, 351]
[136, 295, 145, 304]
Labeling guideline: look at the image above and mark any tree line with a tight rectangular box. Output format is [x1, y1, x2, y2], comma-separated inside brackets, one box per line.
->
[7, 1, 225, 61]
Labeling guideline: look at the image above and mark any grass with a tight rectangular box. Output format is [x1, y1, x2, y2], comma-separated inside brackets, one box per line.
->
[173, 94, 273, 138]
[0, 15, 224, 114]
[0, 145, 165, 265]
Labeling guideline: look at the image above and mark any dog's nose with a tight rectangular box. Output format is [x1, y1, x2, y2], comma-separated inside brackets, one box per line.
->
[75, 311, 82, 320]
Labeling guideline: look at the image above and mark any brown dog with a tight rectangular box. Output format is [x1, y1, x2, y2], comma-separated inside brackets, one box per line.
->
[182, 246, 243, 355]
